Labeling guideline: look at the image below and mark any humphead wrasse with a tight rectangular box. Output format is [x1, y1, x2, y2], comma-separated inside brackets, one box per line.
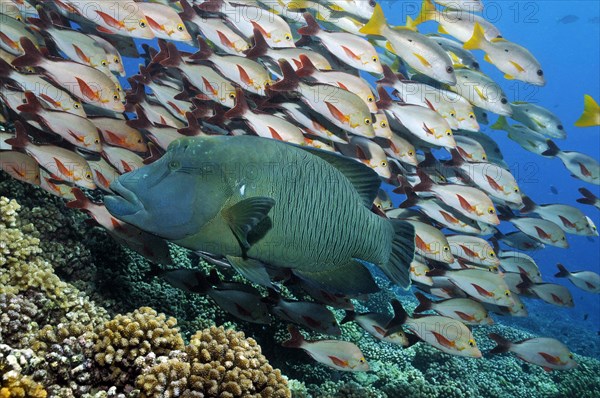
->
[105, 136, 416, 293]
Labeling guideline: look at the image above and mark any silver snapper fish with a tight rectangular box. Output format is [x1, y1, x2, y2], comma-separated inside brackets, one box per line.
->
[105, 136, 415, 292]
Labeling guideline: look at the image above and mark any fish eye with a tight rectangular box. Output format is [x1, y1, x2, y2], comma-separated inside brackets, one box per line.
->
[113, 57, 120, 64]
[561, 236, 566, 240]
[488, 207, 496, 215]
[139, 20, 147, 28]
[101, 60, 108, 66]
[481, 155, 487, 160]
[85, 172, 92, 180]
[408, 150, 414, 156]
[113, 94, 119, 100]
[380, 160, 387, 167]
[376, 203, 382, 208]
[443, 246, 450, 252]
[177, 24, 185, 32]
[469, 112, 475, 119]
[137, 139, 143, 143]
[490, 266, 498, 272]
[169, 160, 181, 170]
[520, 304, 525, 309]
[372, 56, 378, 63]
[513, 187, 519, 193]
[504, 290, 511, 296]
[557, 125, 563, 130]
[569, 353, 574, 359]
[94, 138, 100, 144]
[445, 130, 452, 136]
[367, 96, 375, 103]
[380, 120, 387, 128]
[364, 118, 372, 125]
[446, 66, 454, 74]
[284, 34, 292, 41]
[369, 0, 376, 7]
[500, 98, 508, 104]
[16, 16, 22, 21]
[473, 62, 480, 69]
[74, 103, 81, 109]
[536, 69, 544, 76]
[489, 251, 495, 258]
[450, 112, 456, 117]
[359, 357, 366, 363]
[468, 339, 475, 347]
[229, 92, 236, 99]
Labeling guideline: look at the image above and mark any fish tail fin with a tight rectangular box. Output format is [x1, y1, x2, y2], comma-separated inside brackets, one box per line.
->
[16, 91, 43, 114]
[359, 3, 387, 36]
[415, 0, 438, 25]
[126, 105, 152, 129]
[145, 263, 164, 280]
[554, 263, 570, 278]
[178, 0, 196, 21]
[191, 271, 212, 295]
[178, 111, 203, 136]
[245, 29, 269, 59]
[496, 205, 514, 221]
[576, 187, 597, 204]
[384, 299, 409, 334]
[66, 188, 91, 210]
[425, 268, 446, 277]
[414, 292, 432, 313]
[541, 140, 560, 157]
[463, 23, 486, 50]
[155, 40, 181, 67]
[376, 85, 393, 109]
[490, 115, 508, 131]
[196, 0, 224, 13]
[190, 36, 213, 60]
[377, 65, 400, 87]
[520, 195, 537, 213]
[488, 333, 513, 354]
[282, 325, 305, 348]
[412, 169, 434, 192]
[340, 310, 356, 325]
[574, 95, 600, 127]
[380, 220, 415, 289]
[448, 149, 465, 166]
[142, 142, 163, 165]
[516, 273, 533, 290]
[269, 60, 300, 92]
[298, 12, 321, 36]
[0, 58, 12, 78]
[489, 236, 500, 254]
[296, 54, 317, 78]
[5, 121, 30, 149]
[224, 87, 249, 119]
[398, 187, 419, 208]
[12, 38, 43, 68]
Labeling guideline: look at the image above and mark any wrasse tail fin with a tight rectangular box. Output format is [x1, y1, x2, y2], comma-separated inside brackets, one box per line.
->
[414, 292, 433, 313]
[379, 220, 415, 289]
[298, 13, 321, 36]
[488, 333, 512, 354]
[12, 37, 43, 67]
[294, 260, 379, 295]
[554, 263, 570, 278]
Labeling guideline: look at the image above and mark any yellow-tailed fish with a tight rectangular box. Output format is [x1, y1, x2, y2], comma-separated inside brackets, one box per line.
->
[60, 0, 155, 39]
[297, 54, 378, 112]
[414, 292, 493, 325]
[225, 87, 305, 145]
[574, 94, 600, 127]
[17, 91, 102, 152]
[190, 37, 272, 96]
[555, 264, 600, 294]
[521, 196, 598, 236]
[270, 60, 375, 137]
[428, 34, 481, 70]
[463, 23, 545, 86]
[450, 68, 512, 116]
[510, 102, 566, 139]
[0, 58, 86, 117]
[0, 150, 40, 185]
[491, 116, 551, 156]
[414, 0, 500, 42]
[427, 268, 516, 307]
[298, 13, 382, 74]
[6, 122, 96, 189]
[360, 4, 456, 85]
[542, 140, 600, 185]
[137, 2, 192, 42]
[386, 299, 482, 358]
[13, 38, 124, 112]
[340, 310, 411, 346]
[283, 325, 369, 372]
[377, 87, 455, 149]
[0, 13, 38, 55]
[489, 333, 577, 371]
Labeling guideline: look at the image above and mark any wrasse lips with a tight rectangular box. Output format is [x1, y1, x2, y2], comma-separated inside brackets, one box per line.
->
[104, 179, 143, 217]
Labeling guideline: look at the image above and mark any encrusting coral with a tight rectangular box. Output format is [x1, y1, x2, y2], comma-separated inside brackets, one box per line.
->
[136, 326, 291, 398]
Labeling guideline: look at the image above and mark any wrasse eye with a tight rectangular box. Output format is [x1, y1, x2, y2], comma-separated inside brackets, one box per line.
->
[364, 118, 372, 125]
[177, 24, 185, 32]
[139, 20, 147, 28]
[169, 160, 181, 170]
[488, 207, 496, 215]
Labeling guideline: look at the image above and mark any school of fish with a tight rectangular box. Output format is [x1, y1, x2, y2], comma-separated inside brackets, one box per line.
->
[0, 0, 599, 373]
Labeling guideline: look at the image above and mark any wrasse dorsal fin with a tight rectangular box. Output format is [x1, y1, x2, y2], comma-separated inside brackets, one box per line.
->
[222, 196, 276, 250]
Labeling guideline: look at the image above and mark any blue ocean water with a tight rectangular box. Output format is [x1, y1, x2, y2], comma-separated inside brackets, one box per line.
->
[114, 0, 600, 360]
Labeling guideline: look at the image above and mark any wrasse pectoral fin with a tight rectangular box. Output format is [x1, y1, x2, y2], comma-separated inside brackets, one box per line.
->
[221, 196, 276, 250]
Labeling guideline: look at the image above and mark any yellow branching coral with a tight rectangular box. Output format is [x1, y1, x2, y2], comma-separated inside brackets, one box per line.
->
[136, 326, 291, 398]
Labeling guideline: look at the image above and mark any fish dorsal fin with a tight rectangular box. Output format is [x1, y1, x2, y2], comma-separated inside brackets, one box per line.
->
[296, 145, 382, 207]
[222, 197, 276, 250]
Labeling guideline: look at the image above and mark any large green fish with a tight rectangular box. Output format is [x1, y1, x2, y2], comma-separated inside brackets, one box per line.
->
[105, 136, 415, 294]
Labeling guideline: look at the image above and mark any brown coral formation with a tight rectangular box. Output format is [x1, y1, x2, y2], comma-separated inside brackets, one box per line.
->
[136, 326, 291, 398]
